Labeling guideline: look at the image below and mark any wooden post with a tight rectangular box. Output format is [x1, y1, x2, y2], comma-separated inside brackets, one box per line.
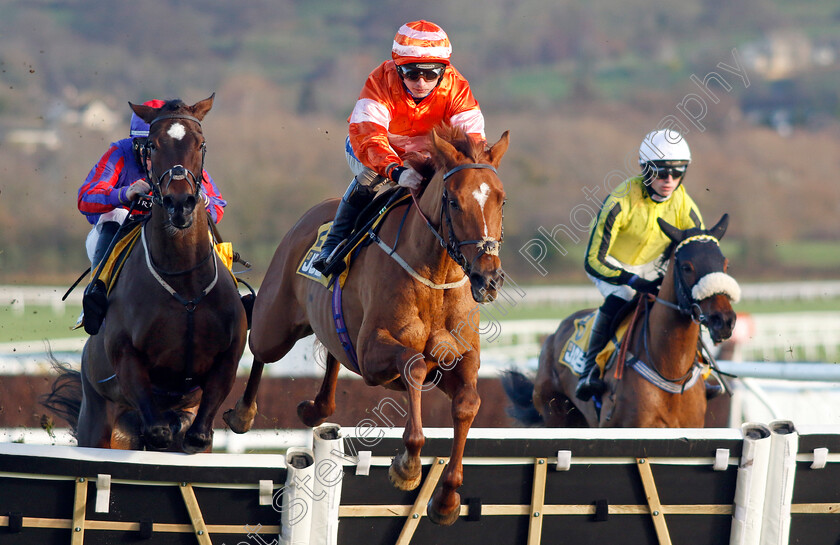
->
[71, 477, 88, 545]
[636, 458, 672, 545]
[527, 458, 548, 545]
[395, 457, 448, 545]
[179, 482, 212, 545]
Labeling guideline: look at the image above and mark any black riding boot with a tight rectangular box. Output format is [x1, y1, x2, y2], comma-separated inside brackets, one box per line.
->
[704, 380, 724, 399]
[92, 221, 120, 269]
[575, 295, 625, 401]
[82, 221, 120, 335]
[312, 178, 373, 276]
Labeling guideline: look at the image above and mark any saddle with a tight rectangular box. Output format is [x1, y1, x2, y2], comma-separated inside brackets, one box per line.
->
[297, 187, 411, 289]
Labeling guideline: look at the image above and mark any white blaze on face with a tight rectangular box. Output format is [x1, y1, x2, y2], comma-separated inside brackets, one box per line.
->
[472, 182, 491, 235]
[167, 122, 186, 140]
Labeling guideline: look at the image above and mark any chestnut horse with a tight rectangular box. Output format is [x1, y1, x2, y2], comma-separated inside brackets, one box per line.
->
[504, 215, 739, 428]
[226, 126, 509, 525]
[44, 96, 247, 452]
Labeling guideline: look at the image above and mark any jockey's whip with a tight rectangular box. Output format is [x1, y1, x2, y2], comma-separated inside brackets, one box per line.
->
[64, 198, 145, 300]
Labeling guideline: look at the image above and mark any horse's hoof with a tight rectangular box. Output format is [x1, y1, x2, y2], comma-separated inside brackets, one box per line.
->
[297, 400, 327, 428]
[223, 399, 257, 434]
[426, 496, 461, 526]
[388, 460, 422, 491]
[144, 425, 174, 451]
[183, 429, 213, 454]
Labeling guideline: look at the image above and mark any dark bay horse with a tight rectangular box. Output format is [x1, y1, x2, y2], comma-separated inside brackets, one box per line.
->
[226, 125, 509, 525]
[505, 215, 739, 428]
[44, 96, 247, 453]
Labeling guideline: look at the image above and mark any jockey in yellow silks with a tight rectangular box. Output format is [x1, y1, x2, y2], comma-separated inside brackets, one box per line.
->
[576, 129, 708, 401]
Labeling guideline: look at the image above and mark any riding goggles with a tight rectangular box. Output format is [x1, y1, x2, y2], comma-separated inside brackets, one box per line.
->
[648, 164, 687, 179]
[398, 64, 445, 82]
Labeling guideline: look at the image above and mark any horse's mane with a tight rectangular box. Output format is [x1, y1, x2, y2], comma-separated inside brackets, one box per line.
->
[404, 124, 486, 181]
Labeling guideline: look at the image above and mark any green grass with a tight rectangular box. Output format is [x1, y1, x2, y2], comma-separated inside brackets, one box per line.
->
[774, 241, 840, 268]
[3, 296, 840, 344]
[1, 304, 85, 344]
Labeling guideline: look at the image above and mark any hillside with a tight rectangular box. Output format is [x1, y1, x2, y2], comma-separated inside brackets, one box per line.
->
[2, 0, 840, 284]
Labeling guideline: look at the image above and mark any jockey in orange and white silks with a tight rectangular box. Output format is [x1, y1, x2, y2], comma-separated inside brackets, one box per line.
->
[312, 20, 487, 276]
[347, 22, 485, 182]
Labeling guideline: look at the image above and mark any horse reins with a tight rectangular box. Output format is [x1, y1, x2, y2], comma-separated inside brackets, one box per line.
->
[409, 162, 503, 279]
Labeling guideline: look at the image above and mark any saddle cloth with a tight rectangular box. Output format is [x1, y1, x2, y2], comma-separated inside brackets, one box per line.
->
[556, 310, 631, 377]
[296, 222, 350, 290]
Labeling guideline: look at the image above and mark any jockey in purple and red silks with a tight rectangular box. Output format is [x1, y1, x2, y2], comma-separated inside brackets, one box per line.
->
[77, 98, 226, 270]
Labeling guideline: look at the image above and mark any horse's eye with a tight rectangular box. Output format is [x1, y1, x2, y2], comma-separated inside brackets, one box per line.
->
[449, 199, 460, 210]
[680, 262, 694, 274]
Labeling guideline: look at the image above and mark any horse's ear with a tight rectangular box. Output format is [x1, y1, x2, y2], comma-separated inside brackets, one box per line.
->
[430, 128, 463, 166]
[657, 217, 684, 243]
[487, 131, 510, 168]
[129, 102, 158, 124]
[190, 93, 215, 121]
[708, 213, 729, 241]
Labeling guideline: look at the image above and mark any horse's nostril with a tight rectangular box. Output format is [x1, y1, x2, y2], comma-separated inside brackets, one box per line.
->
[162, 196, 174, 209]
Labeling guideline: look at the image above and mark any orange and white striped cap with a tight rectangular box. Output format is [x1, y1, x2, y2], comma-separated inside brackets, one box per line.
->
[391, 20, 452, 66]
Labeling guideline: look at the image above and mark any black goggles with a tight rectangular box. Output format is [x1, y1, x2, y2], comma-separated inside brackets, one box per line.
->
[398, 65, 445, 82]
[647, 164, 687, 179]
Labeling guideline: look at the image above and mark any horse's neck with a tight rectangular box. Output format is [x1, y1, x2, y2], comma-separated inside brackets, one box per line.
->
[145, 209, 211, 274]
[404, 174, 458, 280]
[641, 271, 699, 377]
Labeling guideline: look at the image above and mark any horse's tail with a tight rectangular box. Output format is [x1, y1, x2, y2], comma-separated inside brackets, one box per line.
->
[500, 369, 544, 426]
[40, 354, 82, 436]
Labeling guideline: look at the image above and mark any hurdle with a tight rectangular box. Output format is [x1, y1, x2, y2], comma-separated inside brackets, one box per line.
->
[1, 424, 838, 544]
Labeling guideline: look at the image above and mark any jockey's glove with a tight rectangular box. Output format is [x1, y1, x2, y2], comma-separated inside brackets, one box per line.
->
[126, 179, 152, 201]
[391, 166, 423, 190]
[629, 275, 662, 295]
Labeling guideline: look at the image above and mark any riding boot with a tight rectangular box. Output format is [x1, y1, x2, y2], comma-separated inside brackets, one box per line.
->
[92, 221, 120, 270]
[575, 309, 613, 401]
[704, 381, 724, 400]
[312, 178, 373, 276]
[82, 221, 120, 335]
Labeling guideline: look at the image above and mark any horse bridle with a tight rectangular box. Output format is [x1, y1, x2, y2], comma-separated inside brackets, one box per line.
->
[656, 235, 722, 328]
[140, 113, 207, 207]
[412, 162, 503, 278]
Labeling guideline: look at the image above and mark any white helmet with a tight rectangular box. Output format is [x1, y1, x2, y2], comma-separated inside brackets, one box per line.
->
[638, 129, 691, 165]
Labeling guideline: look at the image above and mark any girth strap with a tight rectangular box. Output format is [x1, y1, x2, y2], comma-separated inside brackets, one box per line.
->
[331, 281, 360, 374]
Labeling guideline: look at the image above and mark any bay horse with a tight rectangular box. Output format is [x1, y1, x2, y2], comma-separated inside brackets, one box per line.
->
[44, 96, 247, 453]
[504, 215, 739, 428]
[226, 125, 509, 525]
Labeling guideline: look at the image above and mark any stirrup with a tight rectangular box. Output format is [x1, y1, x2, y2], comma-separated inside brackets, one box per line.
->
[575, 365, 605, 401]
[704, 382, 724, 400]
[318, 240, 349, 277]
